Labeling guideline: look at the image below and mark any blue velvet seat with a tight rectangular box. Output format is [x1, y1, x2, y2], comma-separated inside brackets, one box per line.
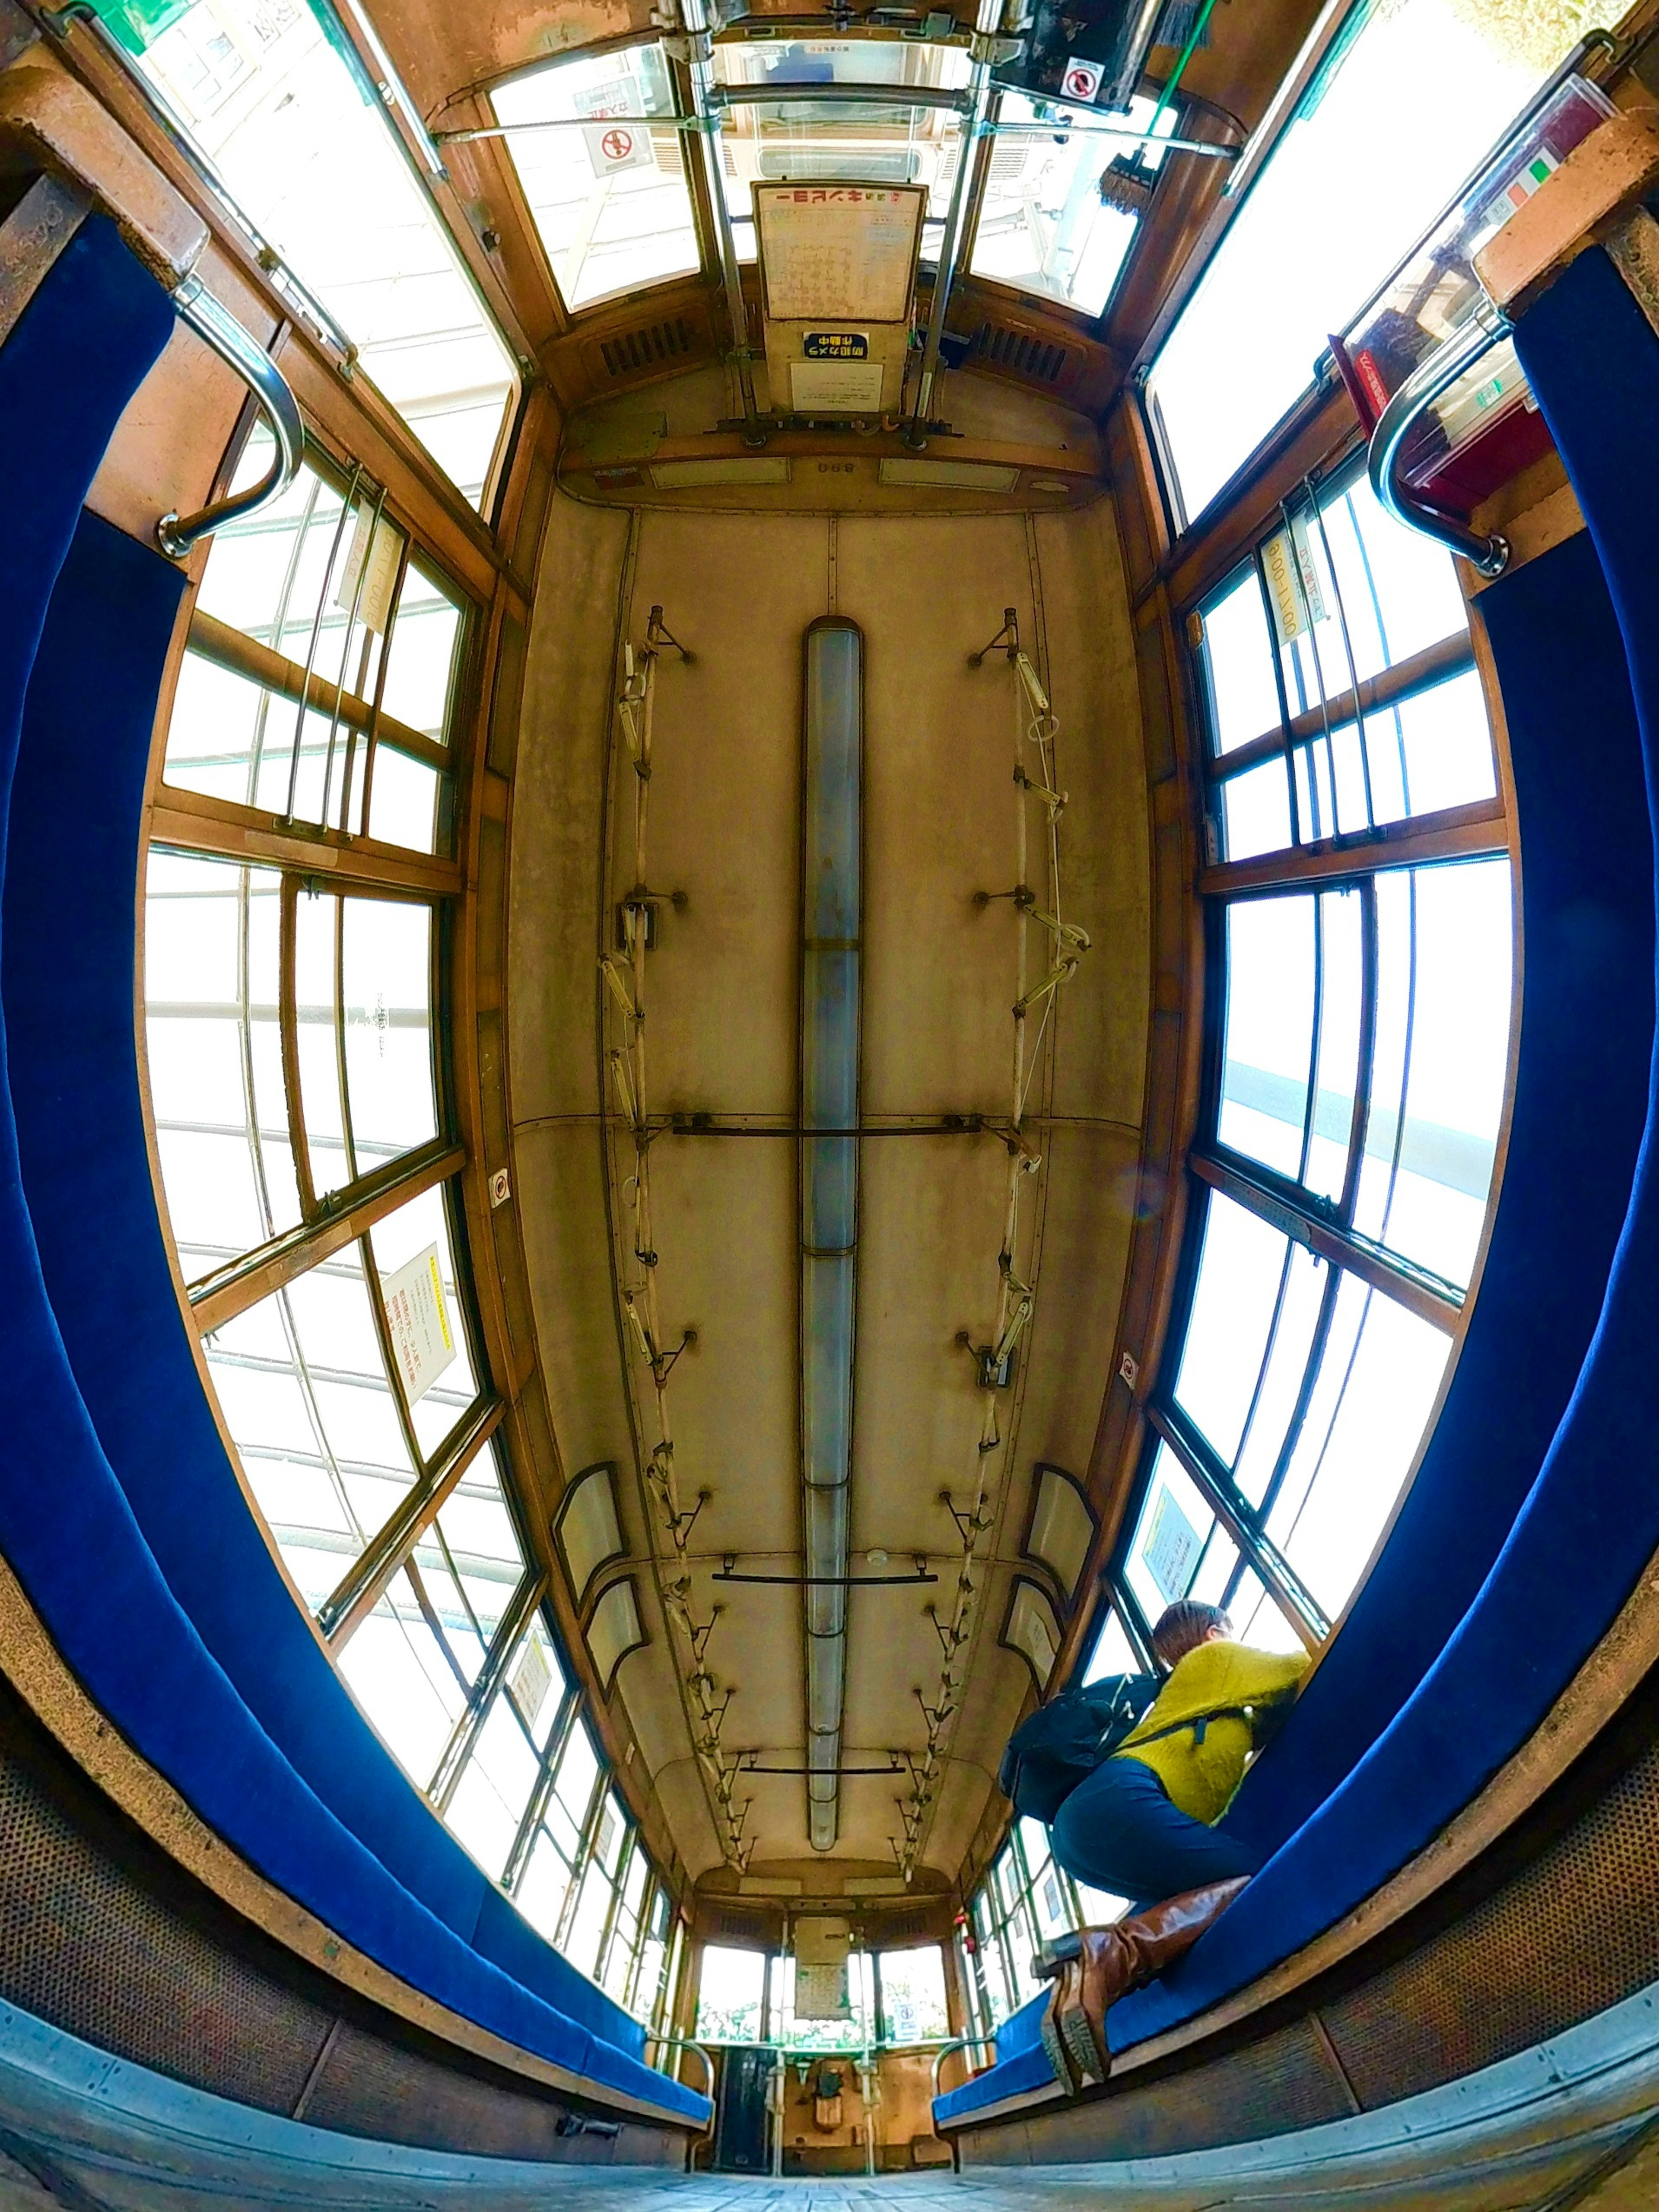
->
[938, 245, 1659, 2123]
[0, 214, 706, 2129]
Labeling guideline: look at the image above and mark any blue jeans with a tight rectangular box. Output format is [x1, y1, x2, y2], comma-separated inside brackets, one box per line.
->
[1050, 1756, 1261, 1908]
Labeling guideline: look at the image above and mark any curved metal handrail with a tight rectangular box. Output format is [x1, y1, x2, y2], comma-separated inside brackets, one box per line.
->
[645, 2033, 717, 2106]
[930, 2035, 995, 2098]
[1367, 305, 1514, 579]
[156, 274, 304, 561]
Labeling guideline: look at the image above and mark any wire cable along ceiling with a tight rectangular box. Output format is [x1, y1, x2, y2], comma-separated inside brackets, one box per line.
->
[800, 617, 864, 1853]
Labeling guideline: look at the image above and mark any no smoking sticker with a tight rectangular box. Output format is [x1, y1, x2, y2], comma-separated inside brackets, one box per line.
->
[1061, 55, 1103, 103]
[581, 76, 655, 175]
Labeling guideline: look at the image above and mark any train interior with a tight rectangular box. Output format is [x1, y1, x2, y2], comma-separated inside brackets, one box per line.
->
[3, 0, 1659, 2201]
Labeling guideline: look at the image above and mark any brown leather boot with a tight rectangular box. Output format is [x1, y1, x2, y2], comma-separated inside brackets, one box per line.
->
[1046, 1878, 1249, 2091]
[1039, 1954, 1082, 2092]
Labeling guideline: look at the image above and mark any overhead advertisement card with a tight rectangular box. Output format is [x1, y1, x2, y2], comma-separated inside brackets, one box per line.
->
[384, 1243, 456, 1404]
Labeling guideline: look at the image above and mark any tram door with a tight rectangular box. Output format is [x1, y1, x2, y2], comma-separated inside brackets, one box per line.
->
[713, 2045, 772, 2171]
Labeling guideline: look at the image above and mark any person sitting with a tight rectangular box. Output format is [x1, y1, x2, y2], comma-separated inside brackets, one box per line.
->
[1038, 1599, 1309, 2091]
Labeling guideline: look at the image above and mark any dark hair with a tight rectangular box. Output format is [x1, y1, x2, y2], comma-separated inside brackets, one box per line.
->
[1151, 1600, 1233, 1668]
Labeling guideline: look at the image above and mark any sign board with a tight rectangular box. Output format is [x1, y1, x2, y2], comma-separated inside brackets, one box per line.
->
[794, 1962, 852, 2020]
[509, 1634, 552, 1729]
[1144, 1484, 1201, 1605]
[1061, 55, 1104, 103]
[383, 1243, 456, 1404]
[803, 331, 869, 359]
[1262, 514, 1327, 647]
[335, 507, 402, 637]
[790, 359, 886, 411]
[756, 184, 926, 324]
[581, 76, 655, 176]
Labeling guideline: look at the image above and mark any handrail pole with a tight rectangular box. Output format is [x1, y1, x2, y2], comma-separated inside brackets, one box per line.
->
[930, 2034, 994, 2097]
[157, 276, 304, 560]
[1366, 306, 1513, 578]
[645, 2032, 717, 2106]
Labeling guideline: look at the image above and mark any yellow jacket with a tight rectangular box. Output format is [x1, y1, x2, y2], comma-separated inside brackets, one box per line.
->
[1114, 1639, 1310, 1824]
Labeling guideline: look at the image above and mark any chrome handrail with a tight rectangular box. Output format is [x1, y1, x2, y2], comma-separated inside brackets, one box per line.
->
[930, 2035, 995, 2098]
[1367, 306, 1513, 579]
[645, 2033, 717, 2106]
[156, 274, 304, 560]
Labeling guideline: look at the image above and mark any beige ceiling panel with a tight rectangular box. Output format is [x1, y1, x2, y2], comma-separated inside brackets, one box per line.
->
[614, 511, 829, 1118]
[511, 490, 631, 1125]
[647, 1755, 726, 1883]
[1033, 500, 1153, 1131]
[1008, 1119, 1144, 1496]
[837, 515, 1033, 1121]
[923, 1745, 1014, 1885]
[849, 1131, 1009, 1558]
[632, 1134, 799, 1560]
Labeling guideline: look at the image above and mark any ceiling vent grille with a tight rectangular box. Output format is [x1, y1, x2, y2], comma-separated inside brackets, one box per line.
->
[971, 321, 1071, 387]
[599, 317, 696, 380]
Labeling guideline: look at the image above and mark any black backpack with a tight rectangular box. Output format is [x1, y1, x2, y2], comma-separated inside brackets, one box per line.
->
[997, 1673, 1161, 1824]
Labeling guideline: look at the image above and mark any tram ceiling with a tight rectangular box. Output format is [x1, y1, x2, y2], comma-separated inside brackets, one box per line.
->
[506, 496, 1150, 1881]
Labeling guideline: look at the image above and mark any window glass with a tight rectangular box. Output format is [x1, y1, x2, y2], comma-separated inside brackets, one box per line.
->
[633, 1885, 673, 2026]
[162, 441, 455, 838]
[971, 90, 1173, 316]
[1221, 758, 1293, 861]
[381, 560, 464, 742]
[1204, 471, 1490, 862]
[294, 890, 440, 1201]
[1356, 859, 1512, 1288]
[714, 40, 970, 264]
[878, 1946, 949, 2042]
[517, 1824, 580, 1945]
[1200, 565, 1280, 757]
[493, 46, 698, 311]
[113, 0, 515, 504]
[1315, 471, 1470, 686]
[563, 1855, 616, 1977]
[1217, 895, 1313, 1180]
[1147, 0, 1621, 523]
[1264, 1271, 1451, 1619]
[337, 1569, 471, 1781]
[340, 897, 439, 1175]
[1173, 1194, 1294, 1469]
[1223, 1566, 1309, 1655]
[502, 1610, 567, 1748]
[696, 1944, 767, 2043]
[1219, 889, 1360, 1197]
[447, 1687, 542, 1877]
[1122, 1444, 1238, 1636]
[1360, 670, 1497, 826]
[144, 852, 297, 1273]
[203, 1244, 419, 1606]
[369, 747, 443, 854]
[515, 1718, 601, 1944]
[294, 886, 348, 1199]
[1082, 1605, 1141, 1684]
[1230, 1241, 1326, 1507]
[537, 1719, 600, 1884]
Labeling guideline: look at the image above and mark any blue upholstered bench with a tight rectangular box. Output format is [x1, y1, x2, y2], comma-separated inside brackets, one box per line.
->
[0, 213, 706, 2130]
[938, 245, 1659, 2125]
